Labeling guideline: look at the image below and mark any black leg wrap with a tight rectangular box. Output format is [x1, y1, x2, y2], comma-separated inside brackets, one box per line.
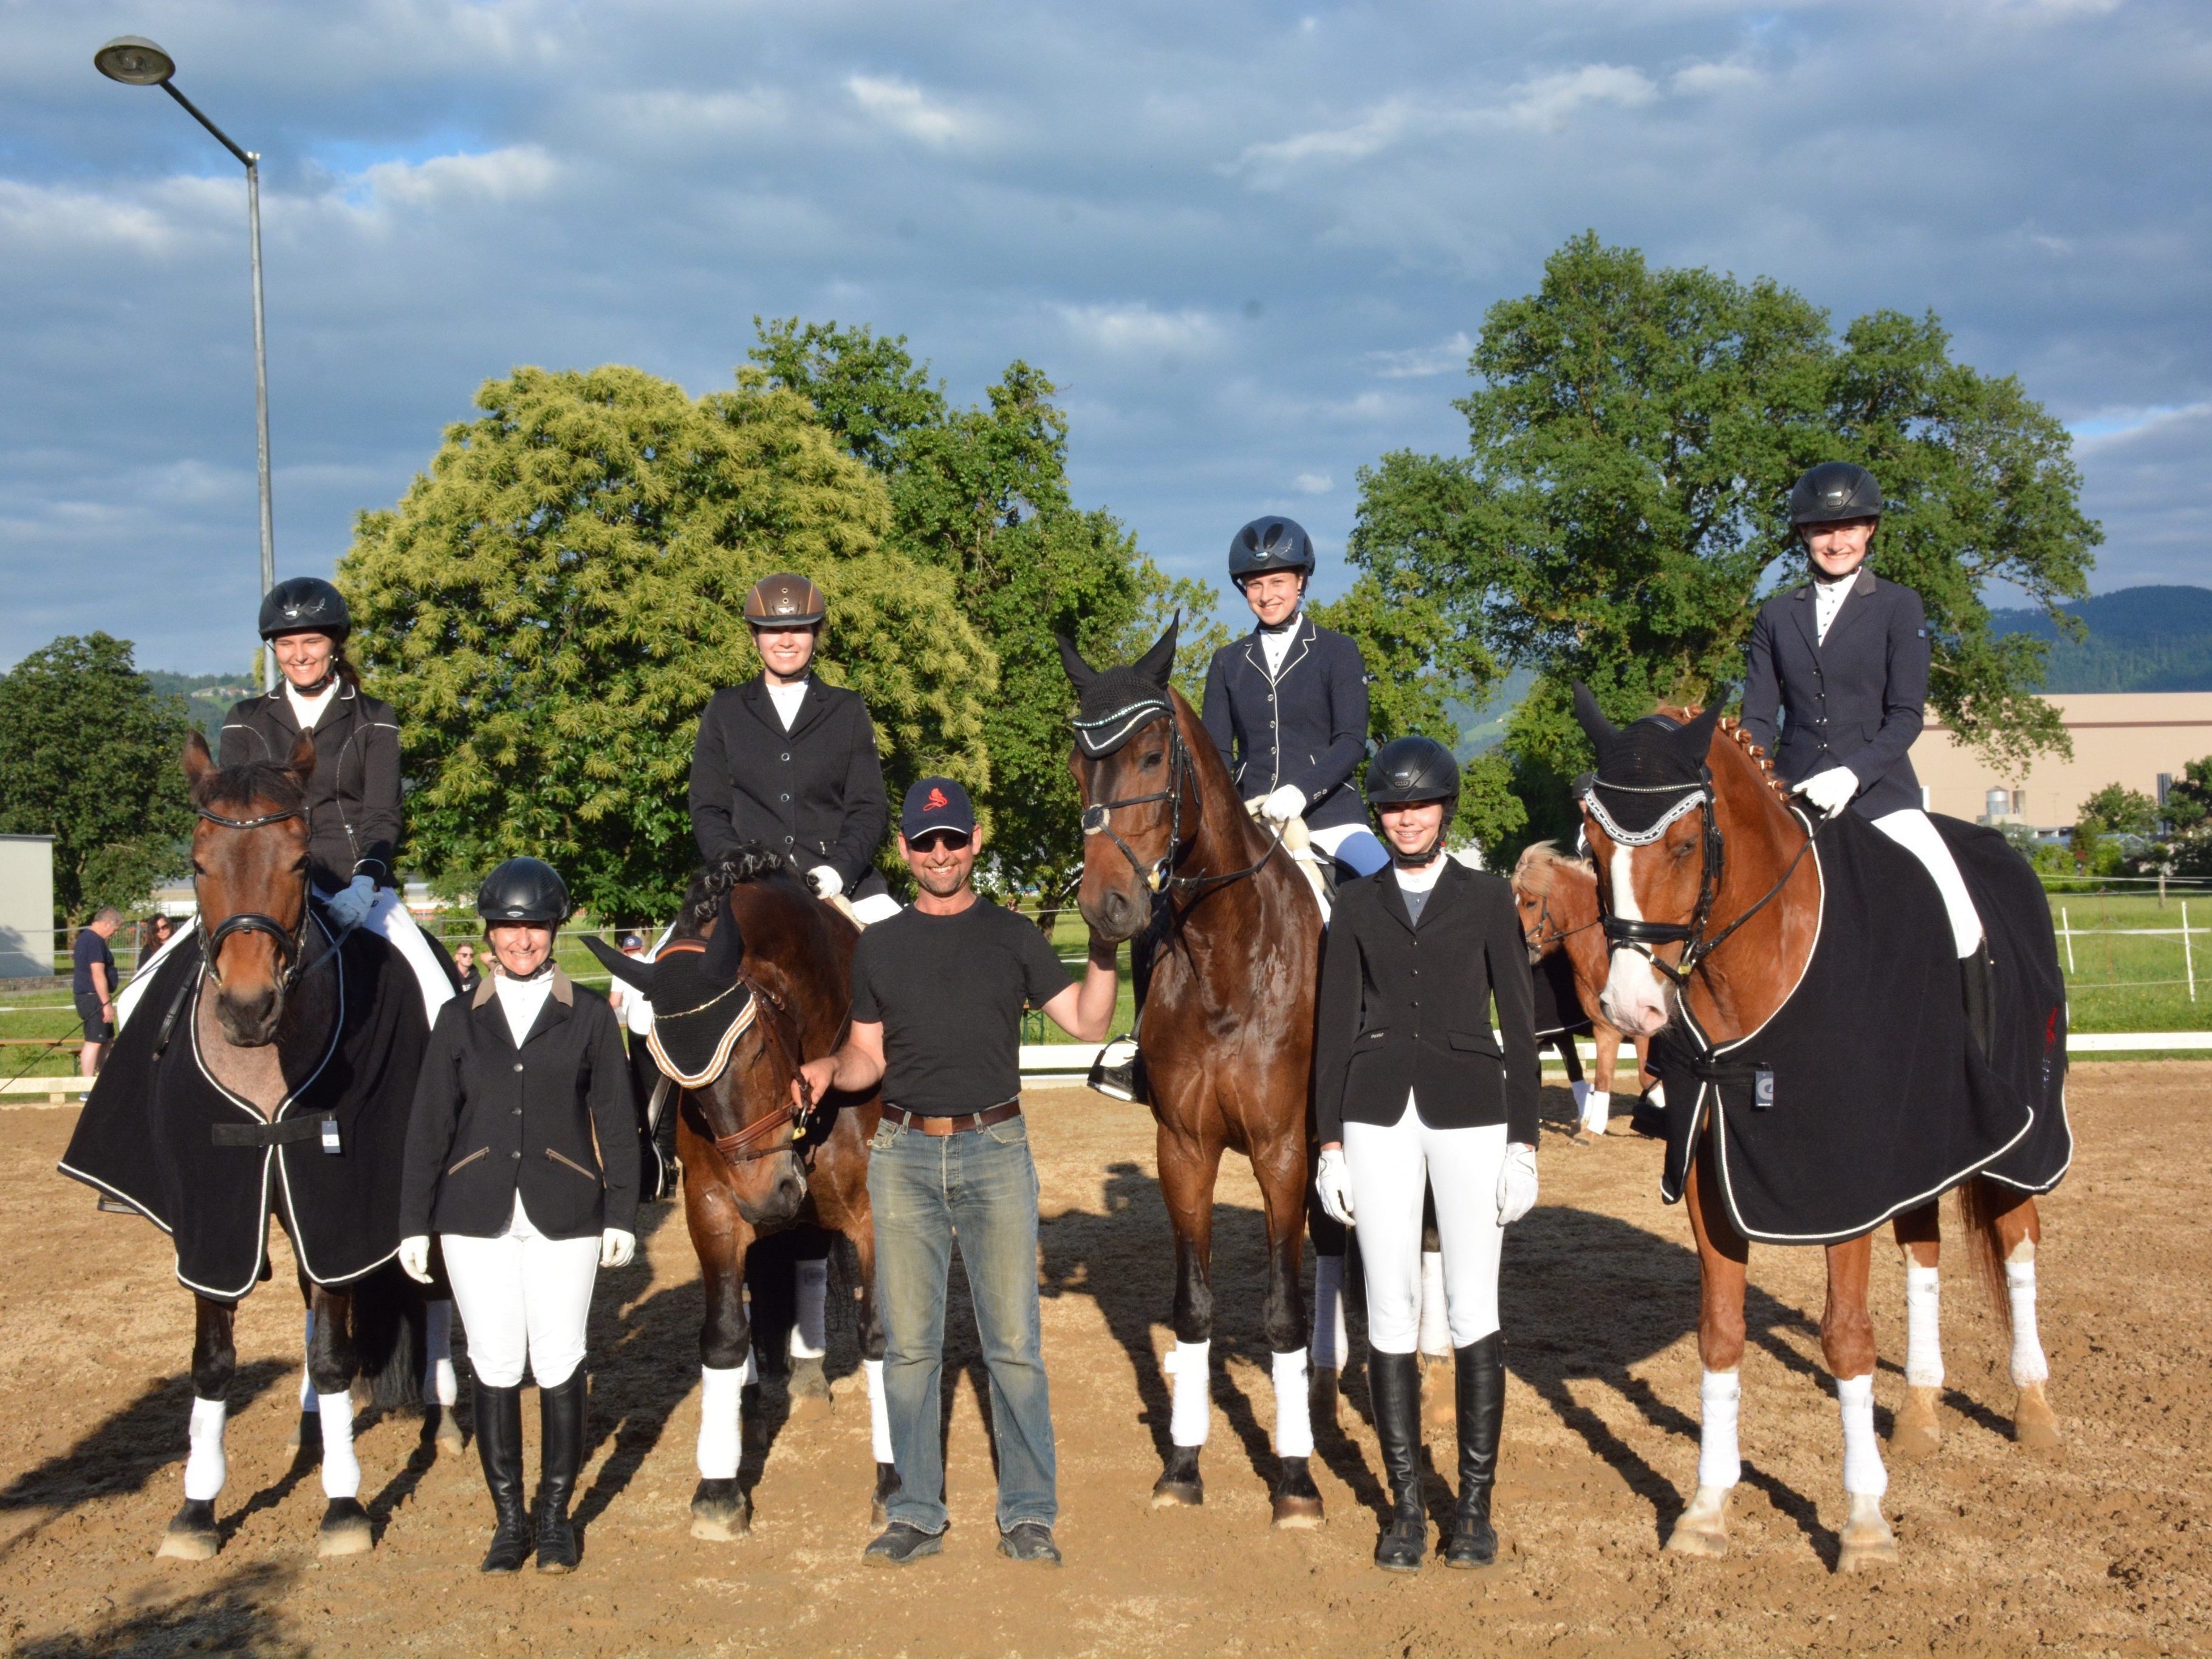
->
[1368, 1350, 1426, 1572]
[1443, 1333, 1504, 1569]
[474, 1380, 530, 1573]
[533, 1373, 587, 1572]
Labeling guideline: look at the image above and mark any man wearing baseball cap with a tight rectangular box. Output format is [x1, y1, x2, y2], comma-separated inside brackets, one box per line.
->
[796, 778, 1118, 1568]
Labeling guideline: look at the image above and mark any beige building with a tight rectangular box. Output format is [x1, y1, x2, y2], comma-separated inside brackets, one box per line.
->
[1912, 693, 2212, 830]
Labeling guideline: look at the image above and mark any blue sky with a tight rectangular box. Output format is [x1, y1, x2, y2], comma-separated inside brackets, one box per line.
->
[3, 0, 2206, 674]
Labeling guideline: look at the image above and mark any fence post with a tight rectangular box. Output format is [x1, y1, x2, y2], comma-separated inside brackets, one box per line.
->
[2186, 901, 2197, 1004]
[2060, 906, 2075, 976]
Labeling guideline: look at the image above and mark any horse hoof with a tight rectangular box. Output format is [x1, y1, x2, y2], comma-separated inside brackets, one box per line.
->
[2014, 1382, 2063, 1451]
[156, 1500, 220, 1561]
[1270, 1455, 1324, 1528]
[870, 1463, 901, 1528]
[1663, 1486, 1730, 1559]
[430, 1406, 467, 1455]
[690, 1479, 751, 1541]
[1837, 1493, 1895, 1573]
[1891, 1386, 1942, 1460]
[1151, 1479, 1204, 1509]
[317, 1498, 373, 1558]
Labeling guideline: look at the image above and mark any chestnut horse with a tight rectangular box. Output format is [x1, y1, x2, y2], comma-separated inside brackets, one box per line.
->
[587, 852, 892, 1541]
[1510, 843, 1652, 1127]
[1059, 623, 1324, 1527]
[1571, 692, 2057, 1572]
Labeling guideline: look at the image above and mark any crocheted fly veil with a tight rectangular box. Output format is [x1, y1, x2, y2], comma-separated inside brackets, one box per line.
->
[584, 900, 756, 1088]
[1059, 617, 1179, 758]
[1571, 682, 1724, 845]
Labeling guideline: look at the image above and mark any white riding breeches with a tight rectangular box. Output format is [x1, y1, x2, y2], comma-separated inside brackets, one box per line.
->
[1342, 1099, 1508, 1353]
[1869, 809, 1982, 957]
[441, 1196, 600, 1389]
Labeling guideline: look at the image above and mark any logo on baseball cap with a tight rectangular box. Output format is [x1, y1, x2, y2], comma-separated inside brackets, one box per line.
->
[901, 776, 976, 841]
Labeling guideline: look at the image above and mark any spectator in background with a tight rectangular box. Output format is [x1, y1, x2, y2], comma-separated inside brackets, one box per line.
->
[136, 915, 174, 966]
[454, 941, 482, 997]
[74, 908, 123, 1078]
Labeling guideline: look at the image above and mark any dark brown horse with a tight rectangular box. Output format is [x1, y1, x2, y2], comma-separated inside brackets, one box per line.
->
[588, 852, 892, 1541]
[1059, 623, 1324, 1527]
[1510, 842, 1652, 1126]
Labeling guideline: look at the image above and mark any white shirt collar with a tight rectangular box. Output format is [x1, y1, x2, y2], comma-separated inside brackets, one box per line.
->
[1258, 613, 1302, 674]
[765, 677, 809, 730]
[492, 971, 555, 1046]
[1392, 855, 1447, 893]
[285, 679, 339, 732]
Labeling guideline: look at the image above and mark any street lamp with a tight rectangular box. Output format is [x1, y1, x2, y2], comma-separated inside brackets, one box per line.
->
[95, 35, 279, 691]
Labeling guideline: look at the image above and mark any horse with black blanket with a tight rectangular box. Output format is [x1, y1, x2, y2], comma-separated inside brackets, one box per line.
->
[60, 732, 445, 1560]
[1570, 687, 2071, 1571]
[585, 849, 894, 1541]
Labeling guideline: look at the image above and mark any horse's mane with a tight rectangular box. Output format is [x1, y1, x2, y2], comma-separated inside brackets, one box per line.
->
[1649, 702, 1796, 810]
[677, 841, 806, 937]
[1511, 840, 1592, 899]
[193, 759, 306, 818]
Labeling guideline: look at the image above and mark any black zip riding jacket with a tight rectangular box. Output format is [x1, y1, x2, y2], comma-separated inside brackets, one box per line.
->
[219, 680, 402, 890]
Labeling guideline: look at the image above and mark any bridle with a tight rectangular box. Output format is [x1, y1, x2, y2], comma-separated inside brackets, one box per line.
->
[1073, 700, 1282, 906]
[653, 940, 834, 1166]
[191, 802, 313, 992]
[1521, 888, 1602, 965]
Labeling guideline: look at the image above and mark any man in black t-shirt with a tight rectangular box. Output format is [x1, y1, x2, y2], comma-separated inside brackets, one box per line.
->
[798, 778, 1117, 1569]
[72, 908, 123, 1078]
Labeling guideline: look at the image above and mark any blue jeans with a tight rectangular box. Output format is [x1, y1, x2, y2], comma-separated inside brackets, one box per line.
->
[866, 1111, 1055, 1535]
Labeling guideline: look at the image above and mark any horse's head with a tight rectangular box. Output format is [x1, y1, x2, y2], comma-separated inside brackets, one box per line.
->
[1511, 841, 1592, 966]
[1569, 683, 1728, 1039]
[585, 881, 812, 1228]
[1058, 618, 1188, 943]
[183, 729, 315, 1047]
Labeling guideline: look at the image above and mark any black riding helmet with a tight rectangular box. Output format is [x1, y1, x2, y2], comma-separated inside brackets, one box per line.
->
[1228, 516, 1316, 586]
[1789, 462, 1883, 527]
[259, 576, 352, 640]
[477, 857, 570, 925]
[1365, 736, 1461, 807]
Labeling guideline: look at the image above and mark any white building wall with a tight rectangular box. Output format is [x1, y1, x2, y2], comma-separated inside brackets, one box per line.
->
[0, 836, 55, 979]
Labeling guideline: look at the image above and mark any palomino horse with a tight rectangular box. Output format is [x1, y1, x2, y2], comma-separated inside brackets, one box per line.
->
[587, 852, 893, 1540]
[61, 733, 437, 1560]
[1059, 622, 1325, 1526]
[1510, 843, 1652, 1129]
[1570, 689, 2065, 1572]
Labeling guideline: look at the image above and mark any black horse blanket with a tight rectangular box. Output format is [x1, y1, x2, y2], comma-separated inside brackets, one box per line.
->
[1651, 812, 2070, 1245]
[1532, 949, 1592, 1040]
[60, 923, 430, 1298]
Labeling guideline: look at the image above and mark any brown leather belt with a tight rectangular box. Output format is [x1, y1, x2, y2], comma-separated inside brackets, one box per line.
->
[881, 1101, 1021, 1137]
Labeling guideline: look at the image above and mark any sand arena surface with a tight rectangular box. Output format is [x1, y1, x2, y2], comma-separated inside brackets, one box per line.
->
[0, 1065, 2206, 1656]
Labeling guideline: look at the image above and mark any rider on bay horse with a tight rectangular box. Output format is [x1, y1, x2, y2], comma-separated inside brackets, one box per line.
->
[1740, 463, 1990, 1024]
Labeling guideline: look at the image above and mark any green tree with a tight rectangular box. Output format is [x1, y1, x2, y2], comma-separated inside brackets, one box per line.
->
[2076, 782, 2159, 838]
[752, 319, 1228, 899]
[1349, 231, 2100, 852]
[2159, 757, 2212, 835]
[341, 364, 994, 920]
[0, 634, 193, 923]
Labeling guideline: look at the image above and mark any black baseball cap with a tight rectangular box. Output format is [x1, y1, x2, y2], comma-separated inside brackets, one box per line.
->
[901, 777, 976, 841]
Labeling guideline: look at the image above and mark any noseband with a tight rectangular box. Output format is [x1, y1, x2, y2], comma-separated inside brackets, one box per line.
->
[193, 803, 312, 991]
[1521, 889, 1601, 965]
[1073, 700, 1282, 904]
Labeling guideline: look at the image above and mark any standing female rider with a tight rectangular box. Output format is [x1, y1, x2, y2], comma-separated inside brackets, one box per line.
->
[1312, 736, 1541, 1573]
[397, 858, 639, 1575]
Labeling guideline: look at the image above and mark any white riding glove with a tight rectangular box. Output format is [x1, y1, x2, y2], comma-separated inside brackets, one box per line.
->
[1496, 1143, 1539, 1226]
[1315, 1146, 1356, 1227]
[1795, 767, 1859, 818]
[599, 1228, 637, 1269]
[807, 864, 844, 900]
[1261, 784, 1307, 825]
[397, 1234, 433, 1285]
[324, 874, 378, 931]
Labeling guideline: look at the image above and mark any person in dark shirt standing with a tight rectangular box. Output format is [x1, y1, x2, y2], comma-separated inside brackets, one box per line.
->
[73, 908, 122, 1078]
[796, 778, 1118, 1568]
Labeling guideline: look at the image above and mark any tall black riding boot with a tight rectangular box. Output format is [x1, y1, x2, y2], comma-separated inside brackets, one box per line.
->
[533, 1373, 587, 1573]
[1368, 1350, 1427, 1572]
[1961, 942, 1996, 1059]
[1443, 1333, 1505, 1568]
[474, 1381, 529, 1573]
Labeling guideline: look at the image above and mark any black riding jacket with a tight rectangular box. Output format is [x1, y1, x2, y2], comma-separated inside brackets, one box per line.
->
[688, 676, 889, 888]
[1199, 617, 1372, 833]
[219, 680, 402, 890]
[397, 970, 639, 1242]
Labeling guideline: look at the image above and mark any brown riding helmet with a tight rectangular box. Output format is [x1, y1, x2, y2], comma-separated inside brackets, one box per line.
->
[744, 572, 827, 628]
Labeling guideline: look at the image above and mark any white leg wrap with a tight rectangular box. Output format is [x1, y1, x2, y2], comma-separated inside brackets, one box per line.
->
[1836, 1373, 1887, 1497]
[1272, 1348, 1313, 1459]
[1904, 1264, 1944, 1389]
[1417, 1251, 1451, 1358]
[1571, 1078, 1591, 1111]
[863, 1357, 893, 1463]
[1698, 1369, 1742, 1491]
[183, 1396, 228, 1502]
[697, 1363, 748, 1480]
[1646, 1080, 1666, 1113]
[1311, 1255, 1349, 1370]
[298, 1310, 316, 1411]
[1583, 1088, 1611, 1135]
[423, 1299, 457, 1406]
[316, 1392, 361, 1500]
[790, 1259, 829, 1361]
[1166, 1339, 1211, 1448]
[2006, 1258, 2050, 1386]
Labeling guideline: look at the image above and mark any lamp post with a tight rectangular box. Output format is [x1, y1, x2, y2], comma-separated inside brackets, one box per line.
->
[95, 35, 278, 691]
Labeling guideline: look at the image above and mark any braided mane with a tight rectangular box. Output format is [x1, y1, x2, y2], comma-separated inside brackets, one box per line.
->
[678, 841, 804, 937]
[1649, 702, 1795, 809]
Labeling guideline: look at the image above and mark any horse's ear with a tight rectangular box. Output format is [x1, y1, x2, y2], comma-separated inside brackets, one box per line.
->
[286, 732, 317, 792]
[1134, 613, 1180, 688]
[1570, 682, 1618, 751]
[1056, 633, 1098, 696]
[581, 934, 660, 997]
[700, 898, 746, 988]
[183, 730, 216, 792]
[1674, 692, 1728, 767]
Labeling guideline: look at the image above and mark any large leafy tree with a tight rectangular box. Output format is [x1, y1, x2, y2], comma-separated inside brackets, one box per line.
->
[0, 634, 194, 922]
[341, 364, 993, 920]
[1351, 231, 2100, 852]
[752, 319, 1225, 899]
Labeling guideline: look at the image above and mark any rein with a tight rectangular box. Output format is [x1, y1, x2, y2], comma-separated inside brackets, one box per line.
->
[698, 971, 831, 1166]
[191, 802, 313, 992]
[1075, 705, 1283, 908]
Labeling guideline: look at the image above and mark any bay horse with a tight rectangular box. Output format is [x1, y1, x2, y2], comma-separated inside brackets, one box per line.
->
[1058, 621, 1325, 1527]
[61, 732, 436, 1561]
[587, 851, 893, 1540]
[1510, 843, 1652, 1129]
[1570, 689, 2063, 1572]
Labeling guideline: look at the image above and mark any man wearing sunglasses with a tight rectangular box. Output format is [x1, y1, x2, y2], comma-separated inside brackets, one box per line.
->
[795, 778, 1118, 1570]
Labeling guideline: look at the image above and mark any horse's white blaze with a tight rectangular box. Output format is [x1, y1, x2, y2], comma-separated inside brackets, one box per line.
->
[1601, 844, 1672, 1035]
[1904, 1262, 1944, 1388]
[316, 1390, 361, 1499]
[183, 1395, 228, 1501]
[1697, 1367, 1742, 1490]
[1836, 1372, 1888, 1496]
[1272, 1347, 1313, 1459]
[2005, 1242, 2050, 1386]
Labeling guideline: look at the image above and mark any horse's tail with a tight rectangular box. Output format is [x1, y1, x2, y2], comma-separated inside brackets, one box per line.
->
[350, 1262, 426, 1410]
[1956, 1175, 2012, 1335]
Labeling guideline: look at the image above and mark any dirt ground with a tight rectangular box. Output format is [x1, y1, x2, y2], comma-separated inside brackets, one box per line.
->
[0, 1065, 2206, 1657]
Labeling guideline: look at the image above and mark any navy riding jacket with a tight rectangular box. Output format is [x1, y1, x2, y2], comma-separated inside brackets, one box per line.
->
[1199, 616, 1371, 833]
[1739, 566, 1931, 821]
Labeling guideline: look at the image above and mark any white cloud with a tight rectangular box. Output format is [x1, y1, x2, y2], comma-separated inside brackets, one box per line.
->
[1671, 58, 1763, 97]
[1368, 332, 1473, 379]
[1055, 304, 1222, 355]
[2070, 403, 2212, 449]
[1293, 471, 1333, 494]
[846, 75, 978, 146]
[348, 145, 558, 211]
[1496, 64, 1659, 130]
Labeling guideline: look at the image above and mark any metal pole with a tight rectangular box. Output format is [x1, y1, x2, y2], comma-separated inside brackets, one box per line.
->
[2185, 901, 2196, 1004]
[247, 155, 276, 691]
